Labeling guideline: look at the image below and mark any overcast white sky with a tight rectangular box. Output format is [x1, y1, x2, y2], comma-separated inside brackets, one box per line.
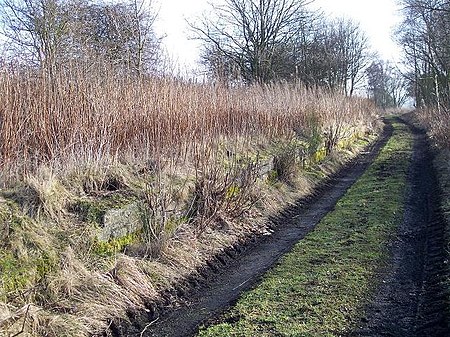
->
[153, 0, 403, 74]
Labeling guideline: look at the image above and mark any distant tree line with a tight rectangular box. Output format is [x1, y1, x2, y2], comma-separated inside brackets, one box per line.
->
[397, 0, 450, 109]
[365, 60, 409, 109]
[191, 0, 374, 96]
[0, 0, 419, 109]
[0, 0, 161, 76]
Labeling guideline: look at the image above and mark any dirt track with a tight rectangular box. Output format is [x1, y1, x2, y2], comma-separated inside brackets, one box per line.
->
[110, 119, 448, 337]
[350, 121, 449, 336]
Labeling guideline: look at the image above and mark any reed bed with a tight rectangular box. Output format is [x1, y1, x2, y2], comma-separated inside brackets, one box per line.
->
[0, 67, 378, 183]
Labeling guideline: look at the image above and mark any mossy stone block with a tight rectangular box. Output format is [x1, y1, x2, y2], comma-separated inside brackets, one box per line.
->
[97, 202, 142, 242]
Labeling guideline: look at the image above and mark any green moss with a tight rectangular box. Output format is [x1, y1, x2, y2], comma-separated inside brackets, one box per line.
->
[70, 193, 136, 224]
[312, 147, 327, 163]
[93, 232, 140, 256]
[0, 199, 58, 300]
[226, 185, 241, 199]
[0, 245, 57, 301]
[0, 252, 32, 296]
[337, 133, 368, 150]
[198, 120, 413, 337]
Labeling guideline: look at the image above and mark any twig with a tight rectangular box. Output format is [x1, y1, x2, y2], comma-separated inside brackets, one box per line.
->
[140, 317, 159, 337]
[232, 277, 251, 291]
[10, 304, 30, 337]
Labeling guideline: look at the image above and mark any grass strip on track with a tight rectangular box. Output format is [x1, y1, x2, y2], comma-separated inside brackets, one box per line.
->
[197, 120, 413, 337]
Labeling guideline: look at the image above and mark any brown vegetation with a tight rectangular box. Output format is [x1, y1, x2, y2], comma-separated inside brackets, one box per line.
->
[415, 108, 450, 149]
[0, 66, 382, 337]
[0, 67, 378, 181]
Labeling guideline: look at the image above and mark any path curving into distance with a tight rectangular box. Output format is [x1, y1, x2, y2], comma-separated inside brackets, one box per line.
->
[110, 122, 393, 337]
[111, 118, 449, 337]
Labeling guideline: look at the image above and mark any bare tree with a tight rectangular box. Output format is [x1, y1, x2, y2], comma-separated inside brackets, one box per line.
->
[0, 0, 70, 73]
[132, 0, 158, 75]
[66, 0, 160, 74]
[292, 16, 371, 95]
[397, 0, 450, 108]
[191, 0, 312, 84]
[366, 60, 408, 108]
[200, 44, 242, 82]
[336, 18, 372, 96]
[192, 1, 372, 90]
[0, 0, 161, 75]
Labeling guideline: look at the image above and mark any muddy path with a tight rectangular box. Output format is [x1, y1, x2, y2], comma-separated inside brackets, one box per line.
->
[110, 124, 393, 337]
[350, 121, 449, 336]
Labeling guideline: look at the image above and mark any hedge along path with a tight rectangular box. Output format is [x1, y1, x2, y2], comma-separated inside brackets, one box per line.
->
[197, 119, 413, 337]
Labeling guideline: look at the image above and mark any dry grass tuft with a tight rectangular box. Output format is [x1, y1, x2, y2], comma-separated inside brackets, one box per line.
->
[21, 167, 72, 219]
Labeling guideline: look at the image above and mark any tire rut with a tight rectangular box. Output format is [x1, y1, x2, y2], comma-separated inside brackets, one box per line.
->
[350, 121, 449, 337]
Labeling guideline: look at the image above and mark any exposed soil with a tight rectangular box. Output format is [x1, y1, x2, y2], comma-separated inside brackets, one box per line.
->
[350, 121, 449, 336]
[110, 124, 393, 337]
[110, 119, 450, 337]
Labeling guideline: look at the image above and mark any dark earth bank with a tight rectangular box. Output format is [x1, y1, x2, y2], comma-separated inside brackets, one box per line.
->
[108, 123, 393, 337]
[349, 120, 449, 337]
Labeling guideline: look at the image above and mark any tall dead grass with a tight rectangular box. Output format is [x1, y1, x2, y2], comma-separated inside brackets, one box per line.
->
[0, 66, 378, 183]
[416, 108, 450, 149]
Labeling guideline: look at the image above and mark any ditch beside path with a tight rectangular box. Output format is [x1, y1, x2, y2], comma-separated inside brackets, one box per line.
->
[111, 122, 393, 337]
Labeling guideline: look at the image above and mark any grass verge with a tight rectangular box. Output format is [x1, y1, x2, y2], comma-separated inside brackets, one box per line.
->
[197, 119, 413, 337]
